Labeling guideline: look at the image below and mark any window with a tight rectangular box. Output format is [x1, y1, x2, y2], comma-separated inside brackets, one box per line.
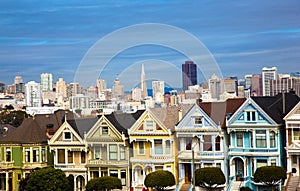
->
[121, 170, 126, 186]
[194, 117, 202, 126]
[257, 159, 267, 168]
[94, 145, 100, 159]
[64, 132, 72, 140]
[110, 170, 118, 178]
[33, 148, 39, 162]
[270, 131, 276, 148]
[81, 151, 86, 163]
[0, 173, 6, 190]
[145, 120, 155, 131]
[68, 151, 73, 163]
[155, 166, 163, 171]
[250, 132, 253, 147]
[58, 149, 65, 163]
[109, 145, 118, 160]
[256, 130, 266, 148]
[246, 111, 256, 122]
[166, 140, 171, 155]
[237, 132, 243, 147]
[102, 127, 108, 135]
[25, 148, 30, 162]
[270, 159, 276, 166]
[41, 148, 46, 162]
[138, 142, 145, 155]
[120, 145, 126, 160]
[292, 155, 297, 164]
[215, 136, 221, 151]
[203, 135, 212, 151]
[293, 128, 300, 141]
[185, 138, 192, 150]
[154, 139, 163, 155]
[6, 148, 11, 162]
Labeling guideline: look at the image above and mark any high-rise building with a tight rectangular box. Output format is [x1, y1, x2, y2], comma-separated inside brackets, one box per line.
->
[67, 82, 82, 97]
[152, 81, 164, 102]
[56, 78, 67, 98]
[25, 81, 42, 107]
[262, 67, 277, 96]
[209, 74, 223, 100]
[14, 76, 23, 84]
[182, 61, 197, 91]
[0, 82, 5, 93]
[141, 64, 148, 99]
[40, 73, 53, 91]
[112, 78, 124, 100]
[244, 74, 252, 89]
[96, 79, 107, 98]
[269, 74, 300, 97]
[251, 74, 262, 96]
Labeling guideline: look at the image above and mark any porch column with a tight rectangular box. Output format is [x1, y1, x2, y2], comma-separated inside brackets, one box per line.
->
[5, 172, 8, 191]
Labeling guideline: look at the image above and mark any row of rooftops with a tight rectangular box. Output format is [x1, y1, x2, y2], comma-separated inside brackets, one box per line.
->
[0, 92, 299, 144]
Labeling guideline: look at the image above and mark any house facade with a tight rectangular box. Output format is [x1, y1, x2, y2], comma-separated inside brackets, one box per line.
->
[128, 107, 179, 190]
[175, 104, 225, 189]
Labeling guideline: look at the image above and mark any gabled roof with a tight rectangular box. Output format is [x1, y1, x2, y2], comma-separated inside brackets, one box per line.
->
[252, 92, 300, 124]
[67, 118, 99, 138]
[0, 124, 16, 141]
[0, 110, 76, 144]
[284, 101, 300, 121]
[198, 98, 246, 128]
[150, 106, 180, 132]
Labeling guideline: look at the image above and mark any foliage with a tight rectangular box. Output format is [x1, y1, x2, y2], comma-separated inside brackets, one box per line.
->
[25, 167, 70, 191]
[86, 176, 122, 191]
[144, 170, 175, 191]
[240, 187, 253, 191]
[254, 166, 286, 191]
[195, 167, 225, 191]
[0, 110, 30, 127]
[67, 174, 74, 191]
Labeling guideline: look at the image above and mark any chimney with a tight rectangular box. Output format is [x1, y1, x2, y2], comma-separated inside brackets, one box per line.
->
[178, 109, 183, 122]
[282, 92, 286, 115]
[46, 123, 54, 138]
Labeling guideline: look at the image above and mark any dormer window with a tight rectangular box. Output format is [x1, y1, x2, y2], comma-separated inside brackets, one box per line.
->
[245, 111, 256, 122]
[64, 132, 72, 140]
[102, 127, 109, 135]
[194, 117, 202, 126]
[145, 120, 155, 131]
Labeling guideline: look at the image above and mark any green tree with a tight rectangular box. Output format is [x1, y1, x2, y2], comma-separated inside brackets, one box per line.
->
[195, 167, 225, 191]
[26, 167, 70, 191]
[86, 176, 122, 191]
[254, 166, 286, 191]
[0, 110, 30, 127]
[144, 170, 175, 191]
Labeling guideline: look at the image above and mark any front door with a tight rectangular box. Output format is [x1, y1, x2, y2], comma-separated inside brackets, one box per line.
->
[184, 164, 191, 183]
[235, 158, 244, 181]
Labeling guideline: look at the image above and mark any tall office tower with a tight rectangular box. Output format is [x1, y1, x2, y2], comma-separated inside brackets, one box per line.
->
[40, 73, 53, 91]
[0, 82, 5, 93]
[209, 74, 223, 100]
[182, 61, 197, 91]
[15, 83, 25, 94]
[262, 67, 277, 96]
[132, 87, 142, 101]
[55, 78, 67, 98]
[152, 81, 165, 102]
[251, 74, 263, 96]
[112, 78, 124, 100]
[223, 78, 237, 96]
[141, 64, 148, 99]
[67, 82, 82, 97]
[14, 76, 23, 84]
[244, 74, 253, 89]
[269, 74, 300, 97]
[96, 79, 107, 97]
[25, 81, 42, 107]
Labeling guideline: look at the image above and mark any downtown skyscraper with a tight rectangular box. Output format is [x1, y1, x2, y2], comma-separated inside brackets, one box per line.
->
[182, 61, 197, 91]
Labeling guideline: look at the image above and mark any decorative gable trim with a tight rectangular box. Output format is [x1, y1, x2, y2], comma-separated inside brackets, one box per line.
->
[48, 121, 83, 145]
[284, 102, 300, 121]
[128, 109, 171, 135]
[227, 98, 277, 126]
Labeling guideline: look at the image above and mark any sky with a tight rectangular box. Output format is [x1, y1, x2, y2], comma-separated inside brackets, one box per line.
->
[0, 0, 299, 90]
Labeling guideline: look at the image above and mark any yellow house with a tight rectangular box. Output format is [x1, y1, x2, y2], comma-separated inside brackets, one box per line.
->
[129, 107, 179, 189]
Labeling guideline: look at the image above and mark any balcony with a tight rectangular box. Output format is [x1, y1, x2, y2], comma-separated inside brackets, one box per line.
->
[0, 161, 14, 168]
[178, 151, 224, 159]
[229, 147, 278, 153]
[54, 163, 86, 170]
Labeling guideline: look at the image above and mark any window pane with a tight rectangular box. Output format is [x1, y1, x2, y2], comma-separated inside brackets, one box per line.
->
[81, 151, 86, 163]
[33, 148, 39, 162]
[270, 132, 276, 147]
[109, 145, 118, 160]
[154, 139, 163, 155]
[203, 135, 212, 151]
[138, 142, 144, 155]
[256, 130, 266, 148]
[237, 133, 243, 147]
[58, 149, 65, 163]
[102, 127, 108, 134]
[64, 132, 71, 140]
[68, 151, 73, 163]
[25, 149, 30, 162]
[94, 145, 100, 159]
[120, 145, 125, 160]
[166, 140, 171, 155]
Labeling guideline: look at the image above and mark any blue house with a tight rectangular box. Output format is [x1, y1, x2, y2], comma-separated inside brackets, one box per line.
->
[227, 93, 300, 191]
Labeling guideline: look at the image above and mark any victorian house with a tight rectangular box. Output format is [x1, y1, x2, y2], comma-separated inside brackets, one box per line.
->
[0, 110, 74, 191]
[85, 110, 144, 190]
[128, 107, 179, 190]
[284, 101, 300, 189]
[227, 93, 299, 191]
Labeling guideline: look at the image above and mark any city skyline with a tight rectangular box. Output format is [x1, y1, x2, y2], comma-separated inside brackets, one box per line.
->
[0, 1, 299, 90]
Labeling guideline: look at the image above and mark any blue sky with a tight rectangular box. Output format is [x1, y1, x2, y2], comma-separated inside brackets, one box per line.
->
[0, 0, 299, 90]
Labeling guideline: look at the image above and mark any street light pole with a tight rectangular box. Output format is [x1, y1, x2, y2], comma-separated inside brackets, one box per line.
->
[192, 149, 195, 191]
